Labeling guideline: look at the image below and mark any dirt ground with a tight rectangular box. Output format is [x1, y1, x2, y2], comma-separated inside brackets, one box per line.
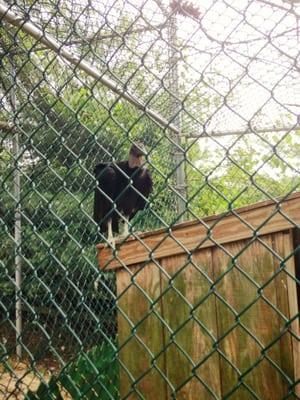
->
[0, 322, 75, 399]
[0, 358, 70, 400]
[0, 360, 44, 400]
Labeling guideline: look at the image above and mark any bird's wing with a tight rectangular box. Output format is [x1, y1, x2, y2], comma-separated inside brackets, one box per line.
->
[131, 168, 153, 217]
[93, 164, 117, 224]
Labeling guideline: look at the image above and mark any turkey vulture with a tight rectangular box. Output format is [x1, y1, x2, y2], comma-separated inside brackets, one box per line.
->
[93, 141, 153, 247]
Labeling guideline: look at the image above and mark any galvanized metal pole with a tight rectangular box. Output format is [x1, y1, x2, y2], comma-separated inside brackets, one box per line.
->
[10, 59, 22, 360]
[168, 9, 187, 221]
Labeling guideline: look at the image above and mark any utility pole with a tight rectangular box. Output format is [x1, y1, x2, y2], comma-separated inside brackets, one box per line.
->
[168, 6, 187, 221]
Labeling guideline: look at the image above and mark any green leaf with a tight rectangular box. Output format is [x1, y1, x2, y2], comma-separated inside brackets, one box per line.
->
[25, 343, 119, 400]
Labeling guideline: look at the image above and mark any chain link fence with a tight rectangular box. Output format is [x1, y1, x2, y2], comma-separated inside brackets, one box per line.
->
[0, 0, 299, 398]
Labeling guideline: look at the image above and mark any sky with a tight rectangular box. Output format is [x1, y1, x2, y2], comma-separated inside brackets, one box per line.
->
[3, 0, 300, 180]
[9, 0, 299, 137]
[87, 0, 300, 135]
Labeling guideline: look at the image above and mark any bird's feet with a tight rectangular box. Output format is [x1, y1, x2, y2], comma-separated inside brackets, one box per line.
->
[107, 236, 116, 250]
[121, 219, 130, 238]
[107, 218, 116, 249]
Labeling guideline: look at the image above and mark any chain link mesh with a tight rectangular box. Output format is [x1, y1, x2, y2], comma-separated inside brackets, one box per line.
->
[0, 0, 299, 398]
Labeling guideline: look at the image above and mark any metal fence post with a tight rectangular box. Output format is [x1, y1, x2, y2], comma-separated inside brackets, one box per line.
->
[10, 58, 22, 360]
[168, 8, 187, 222]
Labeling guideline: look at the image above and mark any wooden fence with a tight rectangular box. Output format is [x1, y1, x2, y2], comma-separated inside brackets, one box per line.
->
[98, 193, 300, 399]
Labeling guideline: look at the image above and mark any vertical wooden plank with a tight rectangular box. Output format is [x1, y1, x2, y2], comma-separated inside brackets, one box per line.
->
[292, 228, 300, 309]
[272, 230, 300, 398]
[161, 250, 221, 399]
[213, 235, 288, 400]
[292, 228, 300, 397]
[116, 263, 167, 400]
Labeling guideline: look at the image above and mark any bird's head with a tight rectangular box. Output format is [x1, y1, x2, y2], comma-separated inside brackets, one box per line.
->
[128, 141, 147, 168]
[129, 141, 147, 157]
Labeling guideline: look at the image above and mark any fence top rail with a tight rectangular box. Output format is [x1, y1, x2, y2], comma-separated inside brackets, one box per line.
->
[97, 192, 300, 271]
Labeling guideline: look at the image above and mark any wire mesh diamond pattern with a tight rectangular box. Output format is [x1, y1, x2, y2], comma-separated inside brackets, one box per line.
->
[0, 0, 299, 399]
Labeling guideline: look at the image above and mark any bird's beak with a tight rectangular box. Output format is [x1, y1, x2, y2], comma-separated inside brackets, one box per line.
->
[139, 144, 147, 156]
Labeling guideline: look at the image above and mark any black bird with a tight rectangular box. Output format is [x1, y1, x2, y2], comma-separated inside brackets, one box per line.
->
[93, 141, 153, 247]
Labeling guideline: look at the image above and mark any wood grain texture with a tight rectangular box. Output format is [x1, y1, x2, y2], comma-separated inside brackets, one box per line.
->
[98, 192, 300, 270]
[272, 231, 300, 398]
[213, 236, 288, 400]
[160, 252, 221, 399]
[116, 263, 167, 400]
[107, 195, 300, 399]
[292, 228, 300, 309]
